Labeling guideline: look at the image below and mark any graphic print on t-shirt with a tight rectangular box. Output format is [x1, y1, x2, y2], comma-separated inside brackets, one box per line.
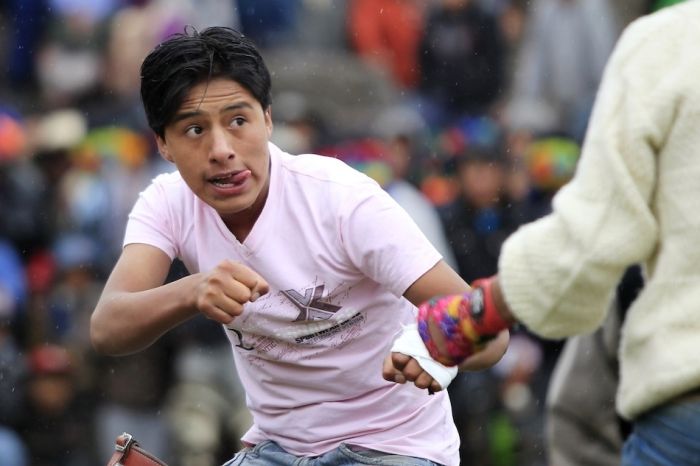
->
[225, 280, 366, 360]
[282, 284, 341, 321]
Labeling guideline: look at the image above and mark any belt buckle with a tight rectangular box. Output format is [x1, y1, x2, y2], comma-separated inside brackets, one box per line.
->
[116, 432, 135, 453]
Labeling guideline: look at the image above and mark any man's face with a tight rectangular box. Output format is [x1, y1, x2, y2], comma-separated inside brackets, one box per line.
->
[157, 78, 273, 220]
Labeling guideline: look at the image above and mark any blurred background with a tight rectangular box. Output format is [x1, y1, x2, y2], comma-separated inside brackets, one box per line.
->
[0, 0, 677, 465]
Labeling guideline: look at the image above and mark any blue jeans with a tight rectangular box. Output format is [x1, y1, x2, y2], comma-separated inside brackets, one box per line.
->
[223, 440, 442, 466]
[622, 400, 700, 466]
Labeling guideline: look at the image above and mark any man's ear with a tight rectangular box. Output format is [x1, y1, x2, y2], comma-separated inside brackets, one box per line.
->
[156, 135, 174, 163]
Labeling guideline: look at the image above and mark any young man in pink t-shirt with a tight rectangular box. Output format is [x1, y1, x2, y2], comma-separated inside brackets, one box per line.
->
[90, 27, 509, 466]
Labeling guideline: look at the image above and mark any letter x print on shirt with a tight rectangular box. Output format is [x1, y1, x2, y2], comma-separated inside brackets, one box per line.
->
[282, 285, 341, 322]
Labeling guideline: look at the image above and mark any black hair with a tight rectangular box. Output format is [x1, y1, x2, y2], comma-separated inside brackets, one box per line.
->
[140, 26, 272, 138]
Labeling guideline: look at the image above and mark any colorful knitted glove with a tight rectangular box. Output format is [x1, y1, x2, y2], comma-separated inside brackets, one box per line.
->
[417, 276, 510, 366]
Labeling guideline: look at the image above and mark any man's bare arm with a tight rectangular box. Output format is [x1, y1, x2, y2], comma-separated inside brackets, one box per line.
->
[90, 244, 200, 356]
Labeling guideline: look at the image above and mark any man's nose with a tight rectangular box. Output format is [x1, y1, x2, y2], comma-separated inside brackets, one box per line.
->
[209, 127, 234, 162]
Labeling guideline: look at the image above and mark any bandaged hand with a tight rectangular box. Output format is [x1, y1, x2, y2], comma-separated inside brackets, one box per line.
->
[385, 323, 458, 392]
[417, 276, 511, 366]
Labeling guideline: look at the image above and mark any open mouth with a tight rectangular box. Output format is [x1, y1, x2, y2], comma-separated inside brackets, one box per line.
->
[208, 170, 251, 188]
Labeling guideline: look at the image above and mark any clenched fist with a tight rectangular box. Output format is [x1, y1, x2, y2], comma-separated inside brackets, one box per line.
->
[194, 260, 269, 324]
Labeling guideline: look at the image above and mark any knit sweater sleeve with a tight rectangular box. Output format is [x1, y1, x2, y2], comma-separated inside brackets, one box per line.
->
[498, 10, 686, 338]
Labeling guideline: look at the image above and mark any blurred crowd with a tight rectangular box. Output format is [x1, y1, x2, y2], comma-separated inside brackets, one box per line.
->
[0, 0, 675, 465]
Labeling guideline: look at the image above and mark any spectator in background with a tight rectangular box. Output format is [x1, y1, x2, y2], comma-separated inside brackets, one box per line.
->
[16, 109, 91, 351]
[371, 105, 458, 270]
[236, 0, 300, 49]
[34, 0, 116, 107]
[520, 135, 581, 220]
[46, 234, 102, 351]
[290, 0, 349, 51]
[506, 0, 617, 141]
[65, 125, 160, 273]
[29, 109, 89, 244]
[419, 0, 506, 126]
[438, 142, 523, 284]
[0, 111, 49, 258]
[1, 0, 50, 97]
[84, 3, 159, 130]
[428, 123, 554, 464]
[18, 344, 97, 466]
[347, 0, 425, 90]
[269, 90, 331, 155]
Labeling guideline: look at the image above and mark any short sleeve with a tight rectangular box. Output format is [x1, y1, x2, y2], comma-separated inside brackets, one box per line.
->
[123, 178, 179, 260]
[340, 181, 442, 297]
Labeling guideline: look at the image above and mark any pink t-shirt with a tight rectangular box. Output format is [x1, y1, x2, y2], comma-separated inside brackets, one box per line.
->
[124, 143, 460, 465]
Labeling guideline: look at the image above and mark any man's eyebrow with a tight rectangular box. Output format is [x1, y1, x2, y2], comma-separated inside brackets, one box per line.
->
[171, 110, 202, 124]
[222, 102, 255, 112]
[171, 102, 255, 124]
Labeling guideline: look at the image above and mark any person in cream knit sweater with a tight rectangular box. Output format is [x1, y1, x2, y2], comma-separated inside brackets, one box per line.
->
[407, 2, 700, 465]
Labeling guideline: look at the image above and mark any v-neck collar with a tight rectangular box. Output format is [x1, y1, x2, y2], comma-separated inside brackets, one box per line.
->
[209, 142, 282, 256]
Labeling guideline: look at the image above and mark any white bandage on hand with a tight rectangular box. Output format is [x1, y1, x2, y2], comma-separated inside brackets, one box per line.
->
[390, 323, 458, 390]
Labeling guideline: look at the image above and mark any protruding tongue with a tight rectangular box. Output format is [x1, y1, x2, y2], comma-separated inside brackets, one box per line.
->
[232, 170, 251, 184]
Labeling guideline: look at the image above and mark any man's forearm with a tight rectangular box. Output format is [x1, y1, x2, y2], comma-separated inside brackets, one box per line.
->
[90, 275, 201, 356]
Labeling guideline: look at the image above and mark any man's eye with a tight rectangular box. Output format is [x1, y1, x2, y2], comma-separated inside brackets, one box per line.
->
[185, 126, 203, 137]
[231, 117, 245, 127]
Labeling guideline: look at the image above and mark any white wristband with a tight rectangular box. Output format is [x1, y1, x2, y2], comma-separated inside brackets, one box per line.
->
[390, 323, 458, 389]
